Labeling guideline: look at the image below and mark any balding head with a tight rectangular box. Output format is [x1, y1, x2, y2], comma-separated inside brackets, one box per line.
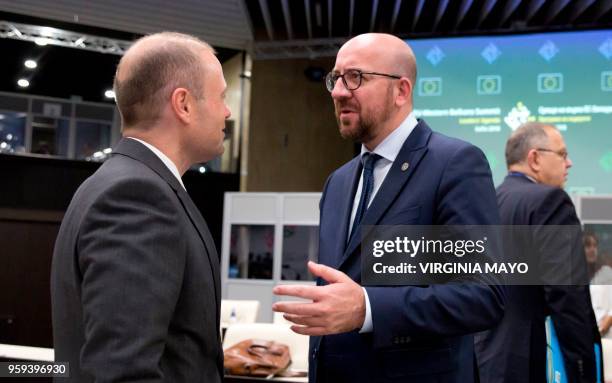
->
[506, 122, 572, 188]
[505, 122, 553, 167]
[114, 32, 215, 129]
[330, 33, 417, 149]
[338, 33, 417, 86]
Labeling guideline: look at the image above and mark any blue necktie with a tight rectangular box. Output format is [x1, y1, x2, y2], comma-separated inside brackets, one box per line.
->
[349, 153, 381, 241]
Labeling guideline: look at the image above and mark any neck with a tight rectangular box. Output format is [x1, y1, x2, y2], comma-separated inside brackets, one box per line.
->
[508, 164, 538, 183]
[123, 126, 190, 175]
[363, 108, 411, 151]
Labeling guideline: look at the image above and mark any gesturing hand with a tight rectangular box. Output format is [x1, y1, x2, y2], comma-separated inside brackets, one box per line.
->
[272, 261, 365, 336]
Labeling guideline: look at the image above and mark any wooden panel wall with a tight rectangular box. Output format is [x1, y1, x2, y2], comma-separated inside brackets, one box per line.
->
[246, 58, 356, 192]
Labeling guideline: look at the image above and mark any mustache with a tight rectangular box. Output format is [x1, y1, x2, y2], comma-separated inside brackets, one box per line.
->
[335, 102, 359, 112]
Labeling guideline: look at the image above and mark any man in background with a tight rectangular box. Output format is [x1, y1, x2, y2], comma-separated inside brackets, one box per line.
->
[273, 33, 505, 383]
[475, 122, 600, 383]
[51, 32, 230, 382]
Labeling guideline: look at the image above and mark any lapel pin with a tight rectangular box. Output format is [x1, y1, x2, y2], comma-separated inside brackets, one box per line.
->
[401, 162, 410, 172]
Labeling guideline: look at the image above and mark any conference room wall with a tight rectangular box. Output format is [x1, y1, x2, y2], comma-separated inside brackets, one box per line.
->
[246, 58, 354, 192]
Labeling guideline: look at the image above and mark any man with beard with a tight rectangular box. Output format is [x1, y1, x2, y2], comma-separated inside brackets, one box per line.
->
[273, 33, 505, 383]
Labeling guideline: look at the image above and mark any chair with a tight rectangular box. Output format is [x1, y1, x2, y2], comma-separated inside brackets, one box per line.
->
[221, 299, 260, 326]
[222, 323, 309, 372]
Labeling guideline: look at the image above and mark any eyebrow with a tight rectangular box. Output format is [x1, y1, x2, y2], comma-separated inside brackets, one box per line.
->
[332, 67, 364, 74]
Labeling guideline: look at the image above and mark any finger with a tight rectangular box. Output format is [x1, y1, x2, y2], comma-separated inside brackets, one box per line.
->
[308, 261, 351, 284]
[283, 314, 325, 327]
[273, 284, 321, 300]
[290, 325, 330, 337]
[272, 301, 321, 316]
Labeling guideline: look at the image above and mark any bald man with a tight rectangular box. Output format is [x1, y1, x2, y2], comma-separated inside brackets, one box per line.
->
[51, 32, 230, 382]
[273, 33, 505, 383]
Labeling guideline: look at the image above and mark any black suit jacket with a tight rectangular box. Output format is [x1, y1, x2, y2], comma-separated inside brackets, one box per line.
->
[475, 174, 600, 383]
[51, 138, 222, 382]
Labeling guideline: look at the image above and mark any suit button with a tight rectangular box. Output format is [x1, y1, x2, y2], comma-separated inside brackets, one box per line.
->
[312, 347, 318, 359]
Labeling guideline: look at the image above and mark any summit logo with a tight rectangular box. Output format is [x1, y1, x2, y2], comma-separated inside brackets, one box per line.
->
[504, 102, 531, 131]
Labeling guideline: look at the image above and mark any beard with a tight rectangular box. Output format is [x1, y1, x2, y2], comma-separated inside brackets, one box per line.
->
[335, 84, 395, 143]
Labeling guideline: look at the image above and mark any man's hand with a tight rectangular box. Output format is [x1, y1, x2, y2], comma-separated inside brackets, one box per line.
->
[599, 315, 612, 335]
[272, 261, 365, 336]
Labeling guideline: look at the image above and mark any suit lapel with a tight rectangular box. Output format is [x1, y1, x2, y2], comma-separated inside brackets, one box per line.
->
[176, 189, 222, 315]
[325, 157, 362, 268]
[112, 138, 221, 327]
[338, 121, 432, 269]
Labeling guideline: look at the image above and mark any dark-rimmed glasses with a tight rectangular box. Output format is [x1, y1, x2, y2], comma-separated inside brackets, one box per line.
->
[325, 69, 401, 92]
[536, 148, 569, 160]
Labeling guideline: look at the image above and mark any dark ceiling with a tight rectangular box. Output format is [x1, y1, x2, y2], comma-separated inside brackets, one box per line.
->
[0, 11, 239, 104]
[1, 1, 612, 102]
[245, 0, 612, 41]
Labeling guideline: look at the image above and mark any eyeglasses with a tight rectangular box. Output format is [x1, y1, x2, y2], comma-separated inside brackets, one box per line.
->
[536, 148, 569, 160]
[325, 69, 401, 92]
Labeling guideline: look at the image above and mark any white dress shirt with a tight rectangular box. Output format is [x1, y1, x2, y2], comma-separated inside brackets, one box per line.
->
[127, 137, 187, 191]
[349, 112, 419, 333]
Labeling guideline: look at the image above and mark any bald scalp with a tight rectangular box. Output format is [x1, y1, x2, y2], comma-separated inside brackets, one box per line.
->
[114, 32, 215, 129]
[339, 33, 417, 85]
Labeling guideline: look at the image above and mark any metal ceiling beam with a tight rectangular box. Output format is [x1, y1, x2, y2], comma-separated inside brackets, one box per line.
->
[590, 0, 612, 20]
[390, 0, 403, 32]
[253, 36, 348, 59]
[328, 0, 333, 37]
[499, 0, 522, 26]
[369, 0, 379, 32]
[349, 0, 355, 36]
[542, 0, 572, 24]
[258, 0, 275, 40]
[432, 0, 450, 31]
[0, 20, 131, 55]
[304, 0, 313, 39]
[526, 0, 548, 22]
[476, 0, 498, 28]
[567, 0, 597, 23]
[412, 0, 426, 31]
[454, 0, 475, 30]
[281, 0, 293, 40]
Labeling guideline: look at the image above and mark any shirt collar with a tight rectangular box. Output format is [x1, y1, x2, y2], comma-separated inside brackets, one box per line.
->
[126, 137, 186, 191]
[508, 171, 537, 183]
[360, 112, 418, 162]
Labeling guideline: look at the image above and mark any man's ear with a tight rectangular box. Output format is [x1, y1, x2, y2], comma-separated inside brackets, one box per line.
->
[171, 88, 191, 124]
[526, 149, 541, 173]
[395, 78, 413, 107]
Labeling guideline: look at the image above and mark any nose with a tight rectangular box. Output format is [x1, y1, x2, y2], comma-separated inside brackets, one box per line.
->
[331, 77, 351, 100]
[565, 156, 572, 168]
[225, 104, 231, 119]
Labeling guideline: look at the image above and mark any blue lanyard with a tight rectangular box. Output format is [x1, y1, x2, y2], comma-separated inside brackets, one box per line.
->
[507, 171, 530, 180]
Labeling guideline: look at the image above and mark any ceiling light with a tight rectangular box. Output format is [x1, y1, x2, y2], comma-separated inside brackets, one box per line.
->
[24, 59, 37, 69]
[34, 37, 49, 46]
[104, 90, 115, 99]
[39, 27, 55, 38]
[17, 79, 30, 88]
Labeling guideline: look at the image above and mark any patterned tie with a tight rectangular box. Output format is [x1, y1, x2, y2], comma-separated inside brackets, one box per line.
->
[349, 152, 382, 241]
